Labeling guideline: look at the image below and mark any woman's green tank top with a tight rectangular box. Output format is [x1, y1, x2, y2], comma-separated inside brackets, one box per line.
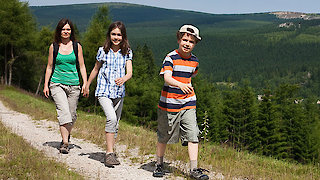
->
[51, 51, 79, 85]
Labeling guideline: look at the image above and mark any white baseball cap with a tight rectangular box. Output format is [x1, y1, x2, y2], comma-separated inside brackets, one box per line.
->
[179, 25, 201, 41]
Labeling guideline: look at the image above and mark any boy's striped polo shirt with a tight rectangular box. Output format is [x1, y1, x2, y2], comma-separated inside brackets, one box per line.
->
[158, 50, 199, 112]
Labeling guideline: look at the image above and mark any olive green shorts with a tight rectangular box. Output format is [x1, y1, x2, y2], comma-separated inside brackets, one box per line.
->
[157, 108, 199, 146]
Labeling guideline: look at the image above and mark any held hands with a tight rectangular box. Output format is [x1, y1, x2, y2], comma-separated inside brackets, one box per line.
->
[178, 83, 194, 94]
[83, 85, 90, 98]
[82, 76, 125, 98]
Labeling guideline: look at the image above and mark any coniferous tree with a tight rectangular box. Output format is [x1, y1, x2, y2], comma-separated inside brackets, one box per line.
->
[222, 88, 242, 148]
[123, 45, 161, 128]
[34, 26, 54, 95]
[302, 97, 320, 163]
[82, 5, 111, 70]
[197, 80, 226, 143]
[193, 75, 219, 142]
[252, 89, 279, 156]
[238, 82, 258, 148]
[0, 0, 35, 86]
[79, 5, 112, 112]
[273, 84, 300, 160]
[222, 82, 257, 150]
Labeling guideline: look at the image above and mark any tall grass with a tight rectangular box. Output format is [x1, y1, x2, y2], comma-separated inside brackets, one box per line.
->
[1, 86, 320, 179]
[0, 120, 84, 179]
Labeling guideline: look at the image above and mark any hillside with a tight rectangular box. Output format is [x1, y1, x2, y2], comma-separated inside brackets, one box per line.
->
[29, 3, 320, 96]
[30, 2, 277, 32]
[2, 86, 320, 179]
[29, 2, 278, 66]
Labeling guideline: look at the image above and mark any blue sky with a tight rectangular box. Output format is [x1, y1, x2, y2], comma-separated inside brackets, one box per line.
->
[21, 0, 320, 14]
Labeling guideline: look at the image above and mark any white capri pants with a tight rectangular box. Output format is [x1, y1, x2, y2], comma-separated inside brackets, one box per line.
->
[49, 82, 80, 126]
[98, 97, 124, 138]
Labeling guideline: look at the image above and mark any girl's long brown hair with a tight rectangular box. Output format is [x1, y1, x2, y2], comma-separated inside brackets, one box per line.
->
[104, 21, 130, 56]
[54, 18, 76, 44]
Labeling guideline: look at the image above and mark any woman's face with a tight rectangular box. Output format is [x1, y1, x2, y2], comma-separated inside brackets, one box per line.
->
[110, 28, 122, 46]
[61, 23, 71, 40]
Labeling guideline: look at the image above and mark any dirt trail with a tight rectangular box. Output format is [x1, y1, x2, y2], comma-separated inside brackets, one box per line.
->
[0, 100, 186, 180]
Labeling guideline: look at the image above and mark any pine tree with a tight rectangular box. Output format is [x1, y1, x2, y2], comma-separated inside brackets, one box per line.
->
[273, 84, 300, 160]
[221, 81, 257, 150]
[193, 75, 225, 143]
[34, 26, 54, 94]
[82, 5, 111, 71]
[288, 97, 320, 163]
[123, 45, 161, 128]
[0, 0, 36, 86]
[302, 97, 320, 163]
[79, 5, 112, 113]
[252, 89, 279, 156]
[238, 82, 258, 148]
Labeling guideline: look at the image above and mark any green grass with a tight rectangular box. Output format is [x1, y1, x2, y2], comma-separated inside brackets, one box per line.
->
[1, 85, 320, 179]
[293, 34, 320, 43]
[0, 116, 84, 179]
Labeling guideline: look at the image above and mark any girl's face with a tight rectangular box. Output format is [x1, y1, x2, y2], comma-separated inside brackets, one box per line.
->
[110, 28, 122, 46]
[61, 23, 71, 39]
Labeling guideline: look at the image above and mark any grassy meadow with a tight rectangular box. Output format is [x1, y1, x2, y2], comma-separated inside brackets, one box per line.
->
[0, 85, 320, 179]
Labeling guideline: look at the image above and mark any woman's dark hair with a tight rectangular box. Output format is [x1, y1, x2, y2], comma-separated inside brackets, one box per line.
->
[104, 21, 130, 55]
[54, 18, 76, 43]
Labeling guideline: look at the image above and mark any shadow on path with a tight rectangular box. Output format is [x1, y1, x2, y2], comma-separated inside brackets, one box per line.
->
[140, 161, 187, 177]
[79, 152, 105, 164]
[43, 141, 82, 150]
[79, 152, 117, 168]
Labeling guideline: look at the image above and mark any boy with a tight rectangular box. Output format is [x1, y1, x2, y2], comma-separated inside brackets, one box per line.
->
[153, 25, 209, 180]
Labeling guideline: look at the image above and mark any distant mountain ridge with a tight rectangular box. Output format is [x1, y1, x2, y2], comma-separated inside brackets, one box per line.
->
[28, 2, 279, 65]
[270, 11, 320, 20]
[29, 2, 278, 32]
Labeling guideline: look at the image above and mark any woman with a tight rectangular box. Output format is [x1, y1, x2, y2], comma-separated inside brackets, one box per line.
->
[43, 18, 87, 154]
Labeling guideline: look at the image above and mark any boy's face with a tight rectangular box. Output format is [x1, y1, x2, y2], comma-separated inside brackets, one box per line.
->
[178, 33, 197, 56]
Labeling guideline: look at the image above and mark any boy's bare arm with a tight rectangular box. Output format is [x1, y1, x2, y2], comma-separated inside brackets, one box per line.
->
[164, 73, 193, 94]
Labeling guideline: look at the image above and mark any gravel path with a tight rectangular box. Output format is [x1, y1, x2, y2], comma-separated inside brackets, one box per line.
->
[0, 100, 186, 180]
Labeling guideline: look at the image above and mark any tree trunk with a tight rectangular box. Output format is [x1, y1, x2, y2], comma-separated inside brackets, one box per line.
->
[8, 44, 18, 86]
[35, 74, 43, 95]
[8, 63, 12, 86]
[35, 65, 45, 95]
[4, 45, 8, 85]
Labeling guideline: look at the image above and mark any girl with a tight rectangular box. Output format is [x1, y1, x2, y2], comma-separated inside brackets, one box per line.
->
[43, 18, 87, 154]
[83, 21, 133, 167]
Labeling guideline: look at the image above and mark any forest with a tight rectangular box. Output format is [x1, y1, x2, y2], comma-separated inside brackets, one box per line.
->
[1, 0, 320, 165]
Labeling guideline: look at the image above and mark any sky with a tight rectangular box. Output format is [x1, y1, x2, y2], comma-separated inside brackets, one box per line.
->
[20, 0, 320, 14]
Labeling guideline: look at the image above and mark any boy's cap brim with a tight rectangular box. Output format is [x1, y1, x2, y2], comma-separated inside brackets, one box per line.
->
[179, 25, 201, 41]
